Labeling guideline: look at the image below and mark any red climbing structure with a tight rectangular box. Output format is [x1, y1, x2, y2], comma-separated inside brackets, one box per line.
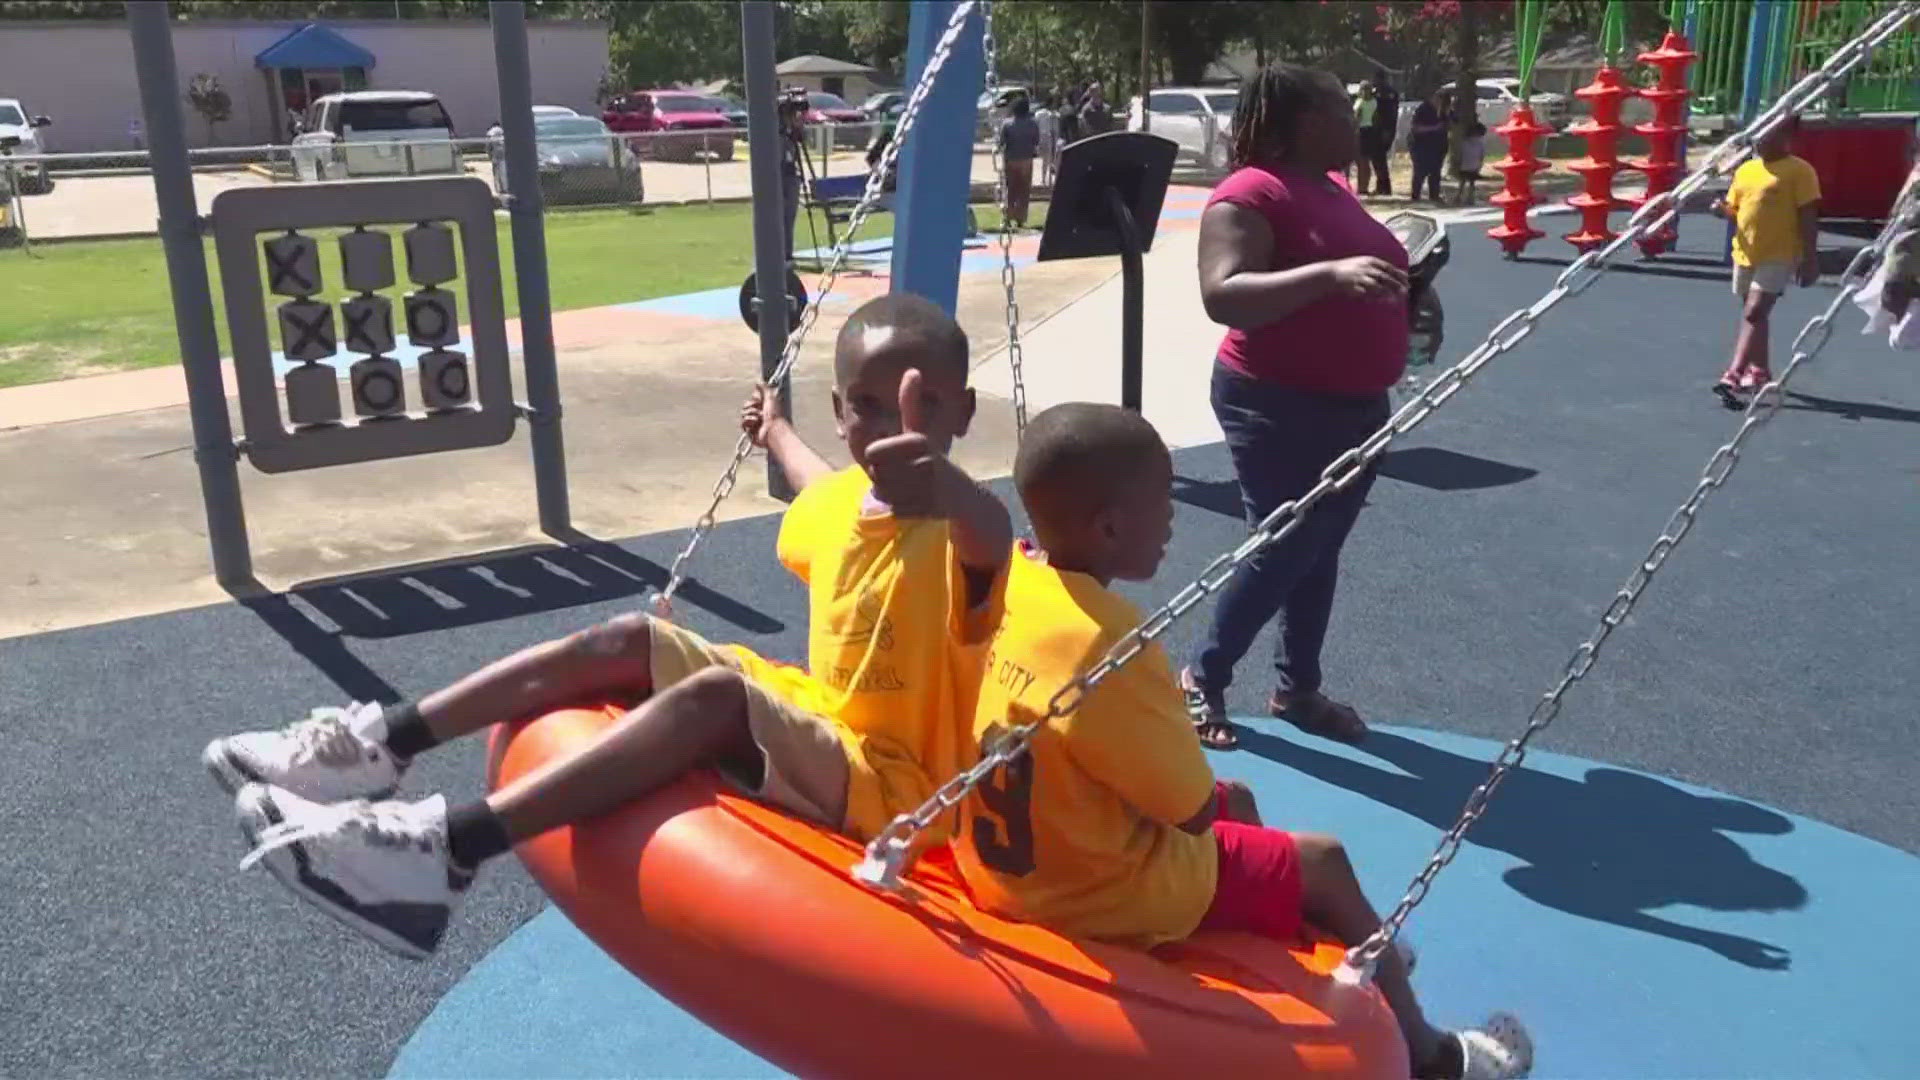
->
[1565, 65, 1631, 253]
[1623, 30, 1698, 258]
[1488, 106, 1552, 257]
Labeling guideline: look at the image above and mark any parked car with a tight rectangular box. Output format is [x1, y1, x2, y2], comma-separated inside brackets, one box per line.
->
[487, 105, 582, 139]
[292, 91, 459, 181]
[801, 91, 868, 147]
[862, 90, 905, 121]
[491, 114, 641, 205]
[1437, 77, 1572, 131]
[601, 90, 734, 162]
[975, 85, 1028, 139]
[704, 95, 749, 129]
[0, 98, 53, 194]
[1126, 86, 1238, 170]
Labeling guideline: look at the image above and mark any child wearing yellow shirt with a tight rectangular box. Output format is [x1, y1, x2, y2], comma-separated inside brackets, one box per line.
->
[212, 294, 1010, 960]
[954, 403, 1530, 1080]
[1711, 117, 1822, 407]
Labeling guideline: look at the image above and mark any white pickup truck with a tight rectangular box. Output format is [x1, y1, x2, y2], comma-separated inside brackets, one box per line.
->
[291, 91, 460, 181]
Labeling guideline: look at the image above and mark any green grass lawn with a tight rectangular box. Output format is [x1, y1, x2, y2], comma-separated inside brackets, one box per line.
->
[0, 201, 895, 389]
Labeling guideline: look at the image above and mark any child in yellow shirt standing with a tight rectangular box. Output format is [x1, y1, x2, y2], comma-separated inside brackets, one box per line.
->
[212, 294, 1010, 959]
[955, 403, 1531, 1080]
[1711, 117, 1822, 407]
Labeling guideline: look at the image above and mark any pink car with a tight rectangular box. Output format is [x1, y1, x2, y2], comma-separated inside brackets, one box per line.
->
[803, 92, 869, 147]
[601, 90, 735, 162]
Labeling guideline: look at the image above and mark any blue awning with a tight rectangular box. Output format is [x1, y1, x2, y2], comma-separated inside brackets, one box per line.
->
[255, 24, 376, 71]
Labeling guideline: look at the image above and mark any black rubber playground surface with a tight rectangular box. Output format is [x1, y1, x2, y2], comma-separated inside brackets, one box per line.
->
[5, 221, 1917, 1077]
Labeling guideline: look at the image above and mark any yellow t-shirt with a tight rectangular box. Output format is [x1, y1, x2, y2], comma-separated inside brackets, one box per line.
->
[776, 465, 993, 844]
[1727, 155, 1821, 267]
[954, 548, 1219, 949]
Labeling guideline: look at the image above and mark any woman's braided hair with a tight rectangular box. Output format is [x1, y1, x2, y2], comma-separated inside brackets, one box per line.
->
[1229, 62, 1330, 170]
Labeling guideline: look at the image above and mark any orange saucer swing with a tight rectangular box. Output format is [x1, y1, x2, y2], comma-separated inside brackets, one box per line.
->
[489, 703, 1407, 1079]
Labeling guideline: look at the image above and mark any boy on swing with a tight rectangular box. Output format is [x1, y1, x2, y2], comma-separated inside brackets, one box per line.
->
[952, 403, 1532, 1080]
[206, 294, 1011, 959]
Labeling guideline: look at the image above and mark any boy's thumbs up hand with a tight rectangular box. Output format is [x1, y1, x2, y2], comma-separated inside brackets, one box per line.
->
[865, 368, 950, 518]
[896, 367, 926, 436]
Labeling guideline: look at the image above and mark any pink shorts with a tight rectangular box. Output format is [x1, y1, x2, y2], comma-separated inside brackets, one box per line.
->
[1196, 787, 1304, 940]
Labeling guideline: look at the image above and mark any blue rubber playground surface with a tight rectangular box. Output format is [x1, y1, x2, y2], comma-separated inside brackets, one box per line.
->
[5, 219, 1918, 1077]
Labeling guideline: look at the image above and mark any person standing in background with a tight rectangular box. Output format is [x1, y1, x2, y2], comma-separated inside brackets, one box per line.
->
[998, 96, 1041, 229]
[1365, 68, 1399, 196]
[1083, 81, 1112, 135]
[1034, 94, 1060, 184]
[1059, 83, 1084, 146]
[1351, 82, 1377, 194]
[1408, 92, 1449, 203]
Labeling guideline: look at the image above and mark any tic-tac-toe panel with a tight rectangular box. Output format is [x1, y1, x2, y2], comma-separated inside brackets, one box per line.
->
[210, 177, 515, 474]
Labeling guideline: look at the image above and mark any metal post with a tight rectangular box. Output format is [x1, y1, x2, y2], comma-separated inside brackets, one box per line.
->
[1728, 0, 1778, 265]
[892, 0, 986, 312]
[742, 0, 795, 501]
[127, 1, 252, 589]
[1139, 0, 1153, 133]
[491, 1, 571, 534]
[1107, 188, 1143, 413]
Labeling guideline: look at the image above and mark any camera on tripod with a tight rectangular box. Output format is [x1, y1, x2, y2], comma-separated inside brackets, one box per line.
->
[776, 86, 809, 123]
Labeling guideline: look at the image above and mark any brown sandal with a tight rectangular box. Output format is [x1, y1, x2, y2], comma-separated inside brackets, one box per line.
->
[1269, 690, 1369, 744]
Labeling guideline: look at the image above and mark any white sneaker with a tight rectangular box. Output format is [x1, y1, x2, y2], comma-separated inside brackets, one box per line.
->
[203, 702, 405, 802]
[1459, 1013, 1534, 1079]
[235, 784, 471, 960]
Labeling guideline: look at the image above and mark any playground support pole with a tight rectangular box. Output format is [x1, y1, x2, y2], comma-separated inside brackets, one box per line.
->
[1108, 189, 1144, 414]
[741, 0, 794, 502]
[892, 0, 985, 314]
[1728, 0, 1780, 265]
[127, 1, 253, 590]
[1740, 0, 1778, 125]
[492, 1, 571, 535]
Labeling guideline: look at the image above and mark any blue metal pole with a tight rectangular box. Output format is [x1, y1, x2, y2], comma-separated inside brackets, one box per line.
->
[1676, 0, 1699, 249]
[891, 0, 985, 314]
[1739, 0, 1775, 123]
[1728, 0, 1778, 264]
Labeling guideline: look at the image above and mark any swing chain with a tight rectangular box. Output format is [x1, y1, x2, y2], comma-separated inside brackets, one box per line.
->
[857, 0, 1920, 895]
[652, 0, 982, 615]
[1340, 11, 1920, 980]
[980, 2, 1029, 440]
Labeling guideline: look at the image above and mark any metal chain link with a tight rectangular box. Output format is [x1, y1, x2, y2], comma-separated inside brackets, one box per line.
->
[650, 0, 982, 616]
[856, 0, 1920, 895]
[980, 1, 1029, 440]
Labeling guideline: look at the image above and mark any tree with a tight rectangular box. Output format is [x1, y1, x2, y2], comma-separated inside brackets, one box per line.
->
[186, 73, 232, 146]
[601, 1, 740, 92]
[1150, 0, 1254, 87]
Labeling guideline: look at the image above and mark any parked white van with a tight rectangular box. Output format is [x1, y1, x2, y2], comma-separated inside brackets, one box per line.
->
[291, 91, 460, 181]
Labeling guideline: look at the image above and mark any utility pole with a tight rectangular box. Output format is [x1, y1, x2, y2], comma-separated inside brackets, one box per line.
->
[1139, 0, 1153, 131]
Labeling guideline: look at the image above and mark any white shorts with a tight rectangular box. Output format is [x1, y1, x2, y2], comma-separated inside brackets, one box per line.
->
[1733, 260, 1795, 298]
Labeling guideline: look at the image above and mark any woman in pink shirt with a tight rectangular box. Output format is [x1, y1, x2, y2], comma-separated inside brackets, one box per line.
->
[1181, 63, 1410, 751]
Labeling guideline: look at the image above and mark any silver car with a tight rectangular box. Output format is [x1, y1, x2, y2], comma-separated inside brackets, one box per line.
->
[492, 115, 642, 205]
[1127, 87, 1238, 171]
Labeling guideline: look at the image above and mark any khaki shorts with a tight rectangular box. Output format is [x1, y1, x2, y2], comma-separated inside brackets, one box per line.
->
[645, 616, 852, 830]
[1733, 260, 1795, 298]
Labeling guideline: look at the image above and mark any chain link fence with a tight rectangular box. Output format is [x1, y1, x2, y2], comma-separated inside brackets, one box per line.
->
[0, 120, 936, 249]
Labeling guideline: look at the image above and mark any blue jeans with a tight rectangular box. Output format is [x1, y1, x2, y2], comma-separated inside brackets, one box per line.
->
[1190, 364, 1388, 701]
